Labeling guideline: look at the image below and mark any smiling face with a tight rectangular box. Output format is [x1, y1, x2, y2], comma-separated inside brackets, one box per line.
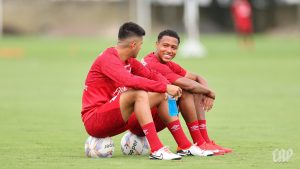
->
[155, 35, 179, 63]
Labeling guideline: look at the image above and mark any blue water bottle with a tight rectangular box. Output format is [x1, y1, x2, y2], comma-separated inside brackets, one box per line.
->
[168, 95, 179, 116]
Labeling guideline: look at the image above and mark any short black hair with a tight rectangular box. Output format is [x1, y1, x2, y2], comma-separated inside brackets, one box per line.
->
[157, 29, 180, 44]
[118, 22, 145, 40]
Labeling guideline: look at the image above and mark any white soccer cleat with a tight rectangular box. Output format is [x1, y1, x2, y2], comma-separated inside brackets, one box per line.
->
[176, 144, 214, 157]
[149, 146, 182, 160]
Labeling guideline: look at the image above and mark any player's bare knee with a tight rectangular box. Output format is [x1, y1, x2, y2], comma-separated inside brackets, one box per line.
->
[134, 90, 149, 102]
[149, 92, 165, 101]
[181, 90, 193, 100]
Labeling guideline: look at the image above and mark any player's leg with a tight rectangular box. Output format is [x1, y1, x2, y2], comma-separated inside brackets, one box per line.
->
[194, 93, 232, 153]
[126, 92, 213, 157]
[178, 90, 206, 145]
[120, 90, 153, 124]
[126, 93, 170, 137]
[120, 90, 182, 160]
[120, 90, 163, 152]
[148, 92, 191, 149]
[177, 91, 225, 155]
[148, 92, 213, 157]
[193, 93, 210, 141]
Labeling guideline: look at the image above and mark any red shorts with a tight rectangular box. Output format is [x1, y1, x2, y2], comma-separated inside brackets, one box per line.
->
[126, 107, 166, 137]
[83, 95, 128, 138]
[83, 95, 166, 138]
[236, 23, 252, 34]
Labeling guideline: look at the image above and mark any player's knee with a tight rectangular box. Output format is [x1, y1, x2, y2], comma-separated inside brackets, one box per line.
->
[181, 90, 193, 100]
[150, 92, 165, 101]
[134, 90, 148, 101]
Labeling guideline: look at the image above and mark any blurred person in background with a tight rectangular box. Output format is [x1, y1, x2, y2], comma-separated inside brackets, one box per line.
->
[136, 30, 232, 155]
[231, 0, 254, 49]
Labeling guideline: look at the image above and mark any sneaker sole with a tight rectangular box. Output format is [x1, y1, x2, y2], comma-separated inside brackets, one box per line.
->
[177, 152, 214, 157]
[176, 151, 193, 157]
[149, 156, 182, 160]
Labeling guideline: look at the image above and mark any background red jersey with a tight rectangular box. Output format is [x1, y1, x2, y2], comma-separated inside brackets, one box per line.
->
[231, 0, 253, 34]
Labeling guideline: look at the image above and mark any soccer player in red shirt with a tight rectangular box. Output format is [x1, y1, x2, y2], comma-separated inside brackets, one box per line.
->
[140, 30, 232, 155]
[231, 0, 253, 48]
[81, 22, 210, 160]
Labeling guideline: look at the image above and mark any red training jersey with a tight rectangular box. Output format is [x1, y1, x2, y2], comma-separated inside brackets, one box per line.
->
[142, 52, 187, 84]
[231, 0, 252, 33]
[81, 48, 168, 121]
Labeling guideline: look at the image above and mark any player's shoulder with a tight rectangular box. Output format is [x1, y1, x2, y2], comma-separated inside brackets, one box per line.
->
[143, 52, 159, 63]
[95, 47, 118, 62]
[168, 60, 185, 70]
[168, 60, 180, 66]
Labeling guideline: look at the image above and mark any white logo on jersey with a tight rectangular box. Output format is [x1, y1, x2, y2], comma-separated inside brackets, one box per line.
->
[124, 64, 132, 73]
[141, 58, 147, 66]
[110, 86, 128, 103]
[109, 95, 118, 103]
[84, 85, 88, 91]
[112, 86, 127, 96]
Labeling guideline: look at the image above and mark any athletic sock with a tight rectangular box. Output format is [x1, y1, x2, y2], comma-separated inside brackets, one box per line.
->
[167, 120, 192, 149]
[187, 121, 206, 145]
[199, 120, 211, 143]
[142, 122, 164, 152]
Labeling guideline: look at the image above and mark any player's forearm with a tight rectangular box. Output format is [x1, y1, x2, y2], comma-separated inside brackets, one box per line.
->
[190, 83, 211, 95]
[196, 75, 208, 86]
[186, 82, 215, 99]
[186, 72, 208, 86]
[179, 80, 210, 95]
[174, 77, 215, 99]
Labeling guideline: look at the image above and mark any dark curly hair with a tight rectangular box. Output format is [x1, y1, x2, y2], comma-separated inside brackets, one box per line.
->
[157, 29, 180, 44]
[118, 22, 145, 40]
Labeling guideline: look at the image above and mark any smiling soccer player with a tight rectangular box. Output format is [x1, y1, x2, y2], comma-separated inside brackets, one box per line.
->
[140, 29, 232, 155]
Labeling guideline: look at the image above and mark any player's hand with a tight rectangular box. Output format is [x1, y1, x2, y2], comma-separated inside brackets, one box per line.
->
[206, 91, 216, 100]
[166, 84, 182, 99]
[204, 91, 215, 111]
[203, 96, 214, 111]
[195, 94, 213, 112]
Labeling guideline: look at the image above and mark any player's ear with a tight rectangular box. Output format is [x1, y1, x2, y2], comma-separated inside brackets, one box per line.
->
[129, 40, 136, 49]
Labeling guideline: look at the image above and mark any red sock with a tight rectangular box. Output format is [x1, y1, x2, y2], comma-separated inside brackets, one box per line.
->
[142, 122, 163, 152]
[167, 120, 192, 149]
[187, 121, 206, 145]
[199, 120, 211, 143]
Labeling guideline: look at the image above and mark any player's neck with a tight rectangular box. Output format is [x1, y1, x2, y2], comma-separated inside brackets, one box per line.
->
[154, 51, 164, 63]
[115, 46, 131, 62]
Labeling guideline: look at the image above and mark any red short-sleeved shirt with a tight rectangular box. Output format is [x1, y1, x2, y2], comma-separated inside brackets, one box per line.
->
[142, 52, 187, 84]
[231, 0, 252, 33]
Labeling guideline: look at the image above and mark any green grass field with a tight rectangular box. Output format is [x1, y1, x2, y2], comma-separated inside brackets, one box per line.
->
[0, 35, 299, 169]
